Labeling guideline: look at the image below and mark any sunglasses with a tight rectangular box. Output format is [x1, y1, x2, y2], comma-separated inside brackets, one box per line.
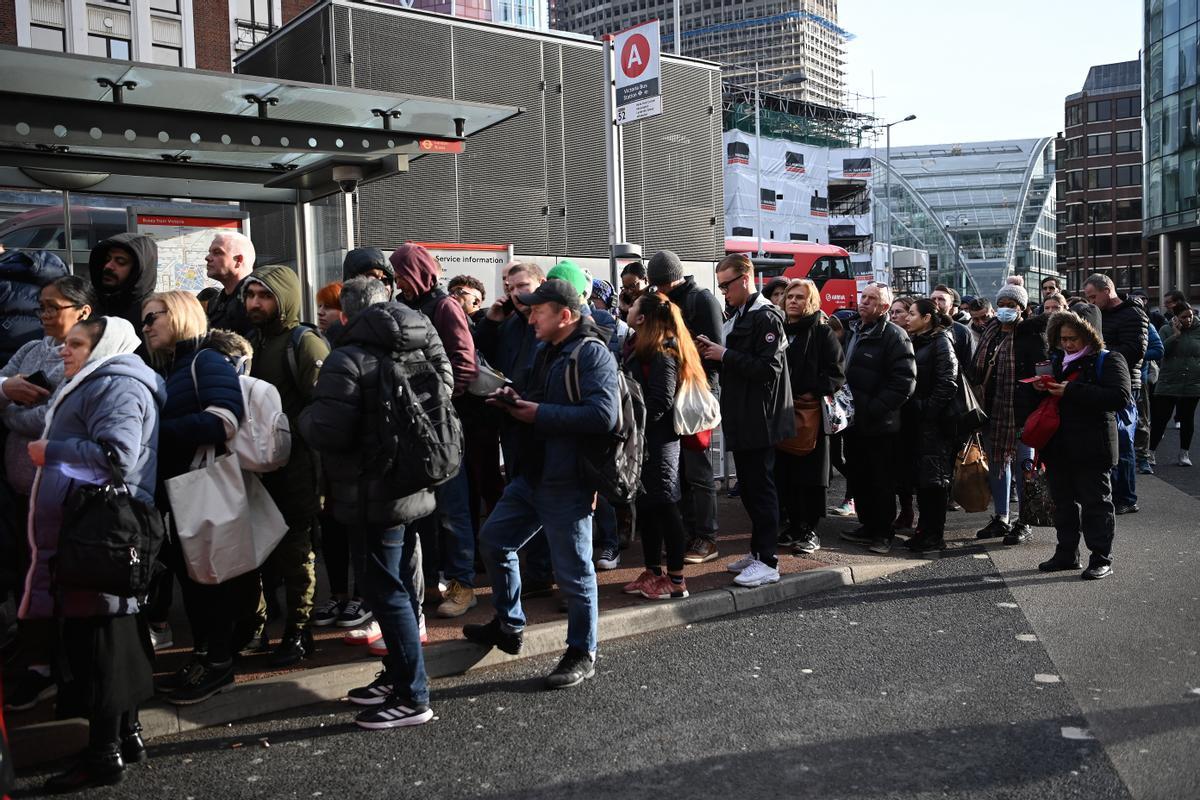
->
[142, 310, 169, 328]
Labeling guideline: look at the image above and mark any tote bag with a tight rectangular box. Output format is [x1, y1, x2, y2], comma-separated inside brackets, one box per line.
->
[673, 379, 721, 436]
[952, 434, 991, 513]
[777, 396, 822, 456]
[165, 447, 287, 585]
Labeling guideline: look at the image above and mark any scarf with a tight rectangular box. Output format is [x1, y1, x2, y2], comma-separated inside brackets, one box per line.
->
[1061, 346, 1094, 371]
[972, 318, 1017, 463]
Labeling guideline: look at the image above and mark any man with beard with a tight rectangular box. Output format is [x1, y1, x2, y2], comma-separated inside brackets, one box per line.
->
[88, 233, 158, 331]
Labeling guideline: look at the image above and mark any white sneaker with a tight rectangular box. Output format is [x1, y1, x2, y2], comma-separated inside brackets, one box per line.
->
[1180, 450, 1193, 467]
[149, 623, 173, 651]
[343, 619, 382, 646]
[733, 560, 781, 587]
[726, 553, 757, 574]
[1148, 452, 1156, 466]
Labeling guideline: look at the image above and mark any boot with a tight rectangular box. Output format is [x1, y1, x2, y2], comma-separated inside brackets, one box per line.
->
[121, 721, 147, 764]
[44, 745, 125, 793]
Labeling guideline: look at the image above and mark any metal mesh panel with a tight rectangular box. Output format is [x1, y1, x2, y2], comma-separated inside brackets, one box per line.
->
[559, 44, 609, 256]
[268, 9, 330, 84]
[348, 9, 453, 97]
[357, 158, 461, 246]
[331, 5, 352, 87]
[543, 45, 568, 253]
[244, 202, 296, 267]
[452, 27, 547, 252]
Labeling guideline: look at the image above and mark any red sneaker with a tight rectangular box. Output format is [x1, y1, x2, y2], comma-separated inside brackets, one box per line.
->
[622, 570, 658, 596]
[639, 574, 673, 600]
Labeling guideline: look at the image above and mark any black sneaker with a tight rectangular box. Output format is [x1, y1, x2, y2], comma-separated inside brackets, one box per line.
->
[155, 654, 206, 693]
[165, 660, 235, 706]
[839, 526, 874, 545]
[975, 515, 1011, 539]
[4, 668, 56, 712]
[311, 598, 344, 628]
[269, 628, 315, 668]
[1003, 522, 1032, 545]
[462, 617, 523, 655]
[43, 746, 125, 793]
[354, 695, 433, 730]
[792, 530, 821, 555]
[867, 537, 892, 555]
[1038, 555, 1083, 572]
[1115, 504, 1139, 515]
[777, 526, 800, 547]
[909, 536, 946, 553]
[1082, 560, 1113, 580]
[544, 646, 596, 689]
[336, 598, 372, 628]
[347, 671, 393, 706]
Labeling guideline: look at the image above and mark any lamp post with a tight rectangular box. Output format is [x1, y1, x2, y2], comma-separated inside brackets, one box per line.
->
[740, 63, 807, 255]
[945, 214, 969, 293]
[863, 114, 916, 279]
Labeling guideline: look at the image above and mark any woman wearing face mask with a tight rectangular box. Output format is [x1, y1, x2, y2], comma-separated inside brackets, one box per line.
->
[0, 275, 95, 713]
[900, 299, 959, 552]
[1035, 307, 1131, 579]
[970, 283, 1049, 544]
[773, 279, 845, 554]
[22, 316, 165, 792]
[1151, 304, 1200, 466]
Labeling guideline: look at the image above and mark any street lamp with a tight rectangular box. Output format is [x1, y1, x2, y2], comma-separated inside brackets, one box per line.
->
[863, 114, 917, 278]
[945, 215, 969, 293]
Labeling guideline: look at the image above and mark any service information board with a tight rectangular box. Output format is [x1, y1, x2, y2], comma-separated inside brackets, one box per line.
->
[410, 242, 514, 306]
[132, 211, 247, 294]
[613, 20, 663, 125]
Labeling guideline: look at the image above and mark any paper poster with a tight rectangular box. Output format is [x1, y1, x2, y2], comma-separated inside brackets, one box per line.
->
[133, 213, 245, 294]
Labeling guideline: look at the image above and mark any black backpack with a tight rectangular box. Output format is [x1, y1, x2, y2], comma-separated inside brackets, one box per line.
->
[564, 338, 646, 504]
[54, 443, 164, 598]
[372, 348, 464, 496]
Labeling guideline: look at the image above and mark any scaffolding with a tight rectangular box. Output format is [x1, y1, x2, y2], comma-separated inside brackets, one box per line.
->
[722, 84, 874, 149]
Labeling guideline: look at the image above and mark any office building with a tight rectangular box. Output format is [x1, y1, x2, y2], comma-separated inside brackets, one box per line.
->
[1144, 0, 1199, 300]
[384, 0, 549, 30]
[1055, 60, 1147, 296]
[553, 0, 849, 108]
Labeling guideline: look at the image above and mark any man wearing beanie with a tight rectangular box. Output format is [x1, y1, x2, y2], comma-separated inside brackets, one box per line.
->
[1082, 273, 1148, 514]
[647, 250, 726, 563]
[547, 261, 622, 357]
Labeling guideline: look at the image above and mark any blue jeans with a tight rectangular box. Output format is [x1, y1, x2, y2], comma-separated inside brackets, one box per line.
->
[1111, 390, 1138, 507]
[478, 477, 598, 652]
[593, 495, 619, 554]
[436, 467, 475, 587]
[988, 441, 1033, 520]
[363, 524, 428, 706]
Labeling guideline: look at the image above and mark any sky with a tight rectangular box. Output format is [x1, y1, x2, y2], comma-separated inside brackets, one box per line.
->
[838, 0, 1144, 148]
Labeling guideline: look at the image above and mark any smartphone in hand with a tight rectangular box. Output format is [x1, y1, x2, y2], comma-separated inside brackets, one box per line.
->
[25, 371, 50, 391]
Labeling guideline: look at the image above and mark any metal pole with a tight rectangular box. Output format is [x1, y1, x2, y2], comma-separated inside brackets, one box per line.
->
[673, 0, 680, 55]
[603, 35, 626, 285]
[61, 189, 73, 272]
[884, 123, 892, 279]
[754, 61, 762, 255]
[342, 190, 355, 252]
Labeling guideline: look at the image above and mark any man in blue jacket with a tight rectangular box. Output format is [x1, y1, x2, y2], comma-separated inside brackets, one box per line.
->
[463, 279, 620, 690]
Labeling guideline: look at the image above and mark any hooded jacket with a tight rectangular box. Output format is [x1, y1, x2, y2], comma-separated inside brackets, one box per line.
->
[22, 330, 165, 620]
[1156, 319, 1200, 397]
[299, 302, 452, 526]
[0, 249, 68, 366]
[718, 292, 795, 450]
[389, 244, 477, 395]
[343, 247, 394, 283]
[244, 265, 330, 522]
[88, 233, 159, 331]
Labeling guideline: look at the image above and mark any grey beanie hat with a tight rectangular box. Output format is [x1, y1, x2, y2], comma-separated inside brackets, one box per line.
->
[995, 283, 1029, 309]
[647, 250, 684, 286]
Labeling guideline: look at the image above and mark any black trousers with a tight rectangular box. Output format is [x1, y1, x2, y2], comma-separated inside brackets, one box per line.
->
[844, 430, 899, 539]
[916, 486, 948, 540]
[1150, 394, 1200, 451]
[773, 451, 826, 530]
[1045, 465, 1115, 566]
[679, 445, 719, 545]
[731, 447, 780, 566]
[637, 500, 687, 572]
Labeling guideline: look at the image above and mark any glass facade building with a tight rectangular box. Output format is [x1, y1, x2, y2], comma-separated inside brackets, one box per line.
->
[872, 138, 1058, 298]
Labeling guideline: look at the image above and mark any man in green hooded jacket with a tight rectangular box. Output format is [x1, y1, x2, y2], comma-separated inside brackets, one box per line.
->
[242, 265, 330, 666]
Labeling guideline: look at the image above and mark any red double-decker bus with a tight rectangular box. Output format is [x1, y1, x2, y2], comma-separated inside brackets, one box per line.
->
[724, 238, 862, 315]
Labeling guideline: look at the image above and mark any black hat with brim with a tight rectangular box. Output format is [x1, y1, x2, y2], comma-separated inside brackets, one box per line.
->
[516, 278, 581, 311]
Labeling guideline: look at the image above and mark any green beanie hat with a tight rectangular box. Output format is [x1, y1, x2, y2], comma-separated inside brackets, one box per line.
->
[547, 260, 590, 299]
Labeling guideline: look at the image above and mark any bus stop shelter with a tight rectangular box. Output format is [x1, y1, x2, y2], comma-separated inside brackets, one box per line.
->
[0, 44, 522, 307]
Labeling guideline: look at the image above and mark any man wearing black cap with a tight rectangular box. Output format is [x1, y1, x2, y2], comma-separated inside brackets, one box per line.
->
[464, 279, 621, 690]
[647, 249, 726, 563]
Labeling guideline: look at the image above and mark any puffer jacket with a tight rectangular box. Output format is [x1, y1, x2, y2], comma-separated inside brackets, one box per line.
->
[0, 250, 68, 366]
[244, 265, 330, 523]
[626, 345, 681, 504]
[1, 337, 65, 494]
[299, 302, 451, 526]
[845, 316, 916, 436]
[1041, 348, 1132, 469]
[88, 233, 158, 331]
[1100, 298, 1148, 390]
[718, 292, 794, 450]
[902, 327, 959, 488]
[21, 353, 165, 620]
[1156, 320, 1200, 397]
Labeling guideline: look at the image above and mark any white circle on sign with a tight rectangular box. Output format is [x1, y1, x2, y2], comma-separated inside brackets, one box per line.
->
[621, 34, 651, 79]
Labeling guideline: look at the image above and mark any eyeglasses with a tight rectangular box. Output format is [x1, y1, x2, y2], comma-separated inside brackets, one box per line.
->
[142, 310, 169, 328]
[716, 275, 743, 294]
[450, 287, 482, 305]
[37, 303, 82, 317]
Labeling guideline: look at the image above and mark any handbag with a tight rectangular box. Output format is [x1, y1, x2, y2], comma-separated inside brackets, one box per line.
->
[166, 447, 288, 585]
[1020, 371, 1082, 449]
[823, 385, 854, 434]
[673, 378, 721, 436]
[56, 442, 164, 597]
[951, 375, 987, 437]
[1019, 457, 1056, 527]
[777, 396, 821, 456]
[952, 434, 991, 513]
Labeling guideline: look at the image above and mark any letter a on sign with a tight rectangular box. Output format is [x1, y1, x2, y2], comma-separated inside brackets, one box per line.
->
[613, 19, 662, 125]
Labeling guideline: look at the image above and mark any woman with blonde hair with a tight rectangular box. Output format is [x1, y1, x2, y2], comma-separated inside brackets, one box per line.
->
[774, 279, 845, 554]
[621, 291, 708, 600]
[141, 290, 249, 706]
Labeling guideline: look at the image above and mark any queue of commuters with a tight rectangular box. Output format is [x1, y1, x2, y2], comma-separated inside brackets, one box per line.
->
[0, 224, 1188, 791]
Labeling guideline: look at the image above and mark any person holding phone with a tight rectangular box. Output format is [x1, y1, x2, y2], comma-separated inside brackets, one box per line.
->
[1, 276, 95, 714]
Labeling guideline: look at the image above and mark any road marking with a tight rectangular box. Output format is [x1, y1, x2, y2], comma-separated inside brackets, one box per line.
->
[1016, 634, 1038, 642]
[1034, 674, 1062, 684]
[1061, 726, 1095, 740]
[996, 602, 1019, 609]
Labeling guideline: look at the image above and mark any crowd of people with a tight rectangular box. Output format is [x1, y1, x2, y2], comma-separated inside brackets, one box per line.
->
[0, 230, 1193, 791]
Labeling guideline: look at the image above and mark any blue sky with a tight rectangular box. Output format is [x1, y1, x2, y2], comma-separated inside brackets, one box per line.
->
[839, 0, 1144, 147]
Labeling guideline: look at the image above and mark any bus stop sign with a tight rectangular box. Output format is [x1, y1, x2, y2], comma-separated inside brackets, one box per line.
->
[613, 20, 662, 125]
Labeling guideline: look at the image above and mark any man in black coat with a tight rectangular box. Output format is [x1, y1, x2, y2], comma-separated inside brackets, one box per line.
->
[696, 254, 793, 588]
[649, 250, 726, 564]
[299, 277, 452, 730]
[204, 231, 254, 336]
[932, 284, 974, 367]
[1084, 273, 1147, 514]
[839, 282, 917, 554]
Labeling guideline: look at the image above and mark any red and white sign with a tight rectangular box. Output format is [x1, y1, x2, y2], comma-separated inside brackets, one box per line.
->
[613, 20, 662, 125]
[418, 138, 465, 154]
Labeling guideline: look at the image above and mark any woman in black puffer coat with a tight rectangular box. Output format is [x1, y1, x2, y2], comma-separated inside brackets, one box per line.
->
[621, 292, 709, 602]
[901, 298, 959, 552]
